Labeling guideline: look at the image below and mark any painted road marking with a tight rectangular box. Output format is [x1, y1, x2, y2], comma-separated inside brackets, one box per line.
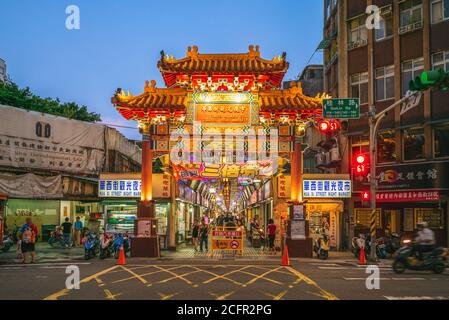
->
[43, 264, 339, 300]
[43, 265, 119, 300]
[385, 296, 449, 300]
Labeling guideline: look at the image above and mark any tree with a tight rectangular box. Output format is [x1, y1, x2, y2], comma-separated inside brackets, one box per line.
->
[0, 81, 101, 122]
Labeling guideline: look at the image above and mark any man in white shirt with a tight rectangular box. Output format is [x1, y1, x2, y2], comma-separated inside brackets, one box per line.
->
[414, 222, 436, 260]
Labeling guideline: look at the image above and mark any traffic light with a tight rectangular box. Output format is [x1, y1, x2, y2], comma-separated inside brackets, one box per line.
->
[318, 120, 340, 135]
[353, 153, 369, 175]
[361, 191, 370, 201]
[409, 69, 449, 92]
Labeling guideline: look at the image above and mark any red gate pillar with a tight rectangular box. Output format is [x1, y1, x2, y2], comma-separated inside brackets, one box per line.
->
[287, 137, 312, 258]
[131, 134, 159, 258]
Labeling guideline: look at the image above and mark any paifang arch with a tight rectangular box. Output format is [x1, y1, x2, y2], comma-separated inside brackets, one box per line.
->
[112, 45, 329, 257]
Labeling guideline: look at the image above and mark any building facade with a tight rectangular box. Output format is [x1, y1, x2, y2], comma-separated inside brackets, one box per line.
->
[0, 58, 6, 83]
[323, 0, 449, 247]
[0, 105, 142, 241]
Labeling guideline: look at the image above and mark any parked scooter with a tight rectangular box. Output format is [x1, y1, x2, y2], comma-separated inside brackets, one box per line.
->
[84, 232, 99, 260]
[314, 232, 330, 260]
[48, 227, 67, 248]
[99, 234, 113, 259]
[0, 233, 14, 253]
[393, 242, 448, 274]
[113, 233, 130, 258]
[384, 233, 401, 257]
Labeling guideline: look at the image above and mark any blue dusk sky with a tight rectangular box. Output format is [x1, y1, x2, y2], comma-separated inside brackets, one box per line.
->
[0, 0, 324, 140]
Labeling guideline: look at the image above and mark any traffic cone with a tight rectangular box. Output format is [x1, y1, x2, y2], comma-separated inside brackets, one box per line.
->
[358, 246, 367, 266]
[117, 245, 127, 265]
[281, 244, 290, 266]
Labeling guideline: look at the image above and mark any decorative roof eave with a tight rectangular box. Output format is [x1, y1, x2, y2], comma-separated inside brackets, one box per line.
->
[157, 45, 289, 76]
[258, 82, 330, 110]
[112, 80, 188, 110]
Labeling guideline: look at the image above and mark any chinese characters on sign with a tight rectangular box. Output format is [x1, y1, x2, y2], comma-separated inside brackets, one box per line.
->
[98, 174, 171, 198]
[303, 180, 352, 198]
[376, 191, 440, 203]
[323, 98, 360, 119]
[277, 175, 291, 199]
[99, 179, 141, 197]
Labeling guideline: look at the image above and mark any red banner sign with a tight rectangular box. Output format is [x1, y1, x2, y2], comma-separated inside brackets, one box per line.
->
[376, 191, 440, 203]
[211, 231, 242, 238]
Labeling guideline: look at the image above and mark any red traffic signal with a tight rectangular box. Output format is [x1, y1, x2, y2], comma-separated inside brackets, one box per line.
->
[361, 191, 370, 201]
[318, 120, 340, 135]
[353, 153, 369, 175]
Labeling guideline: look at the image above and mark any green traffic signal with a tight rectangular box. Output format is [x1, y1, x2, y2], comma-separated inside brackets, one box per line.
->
[409, 69, 449, 92]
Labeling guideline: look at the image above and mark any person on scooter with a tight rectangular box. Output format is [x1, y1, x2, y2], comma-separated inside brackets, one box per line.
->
[413, 222, 436, 260]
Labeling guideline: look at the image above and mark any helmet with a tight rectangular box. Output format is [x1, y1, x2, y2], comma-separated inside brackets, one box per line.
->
[421, 222, 429, 228]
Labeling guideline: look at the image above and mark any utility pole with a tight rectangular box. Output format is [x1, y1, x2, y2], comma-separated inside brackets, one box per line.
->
[367, 91, 422, 261]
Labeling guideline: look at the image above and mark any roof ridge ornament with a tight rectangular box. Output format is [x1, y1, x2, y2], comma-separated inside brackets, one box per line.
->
[144, 80, 157, 93]
[289, 81, 303, 95]
[187, 45, 199, 58]
[248, 44, 260, 58]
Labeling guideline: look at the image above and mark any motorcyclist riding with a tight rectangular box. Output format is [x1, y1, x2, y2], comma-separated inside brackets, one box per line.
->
[413, 222, 435, 260]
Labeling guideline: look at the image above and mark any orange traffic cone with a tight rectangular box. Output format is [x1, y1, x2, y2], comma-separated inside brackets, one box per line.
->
[281, 244, 290, 266]
[358, 246, 367, 266]
[117, 245, 127, 265]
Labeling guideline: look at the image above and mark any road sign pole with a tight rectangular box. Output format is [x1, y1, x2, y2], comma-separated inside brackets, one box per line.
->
[367, 92, 422, 262]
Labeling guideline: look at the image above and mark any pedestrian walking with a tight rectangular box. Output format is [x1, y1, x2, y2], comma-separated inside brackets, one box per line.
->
[61, 217, 73, 248]
[19, 217, 38, 264]
[267, 219, 277, 254]
[74, 216, 83, 247]
[199, 219, 209, 252]
[192, 220, 200, 252]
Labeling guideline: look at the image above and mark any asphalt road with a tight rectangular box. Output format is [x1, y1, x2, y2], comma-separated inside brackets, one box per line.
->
[1, 257, 448, 300]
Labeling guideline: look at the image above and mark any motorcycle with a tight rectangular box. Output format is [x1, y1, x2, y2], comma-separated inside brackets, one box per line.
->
[99, 234, 113, 259]
[384, 233, 401, 257]
[113, 233, 130, 259]
[48, 229, 67, 248]
[314, 233, 329, 260]
[84, 232, 99, 260]
[0, 233, 14, 253]
[352, 234, 385, 259]
[393, 242, 448, 274]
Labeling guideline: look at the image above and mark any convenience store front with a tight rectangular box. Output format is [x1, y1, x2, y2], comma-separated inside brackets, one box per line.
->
[99, 173, 172, 247]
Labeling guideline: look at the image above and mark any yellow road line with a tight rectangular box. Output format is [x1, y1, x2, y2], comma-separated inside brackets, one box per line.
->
[286, 266, 339, 300]
[43, 265, 119, 300]
[198, 266, 248, 286]
[155, 269, 203, 284]
[157, 291, 181, 300]
[265, 289, 288, 300]
[238, 270, 283, 285]
[244, 267, 284, 286]
[152, 265, 194, 285]
[119, 265, 148, 284]
[209, 291, 235, 300]
[111, 265, 185, 284]
[104, 289, 122, 300]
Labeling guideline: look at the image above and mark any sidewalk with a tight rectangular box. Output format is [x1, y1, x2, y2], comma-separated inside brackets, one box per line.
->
[0, 242, 85, 264]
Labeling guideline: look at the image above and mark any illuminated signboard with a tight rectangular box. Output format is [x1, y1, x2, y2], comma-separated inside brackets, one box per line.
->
[303, 180, 352, 198]
[193, 92, 255, 126]
[99, 174, 171, 198]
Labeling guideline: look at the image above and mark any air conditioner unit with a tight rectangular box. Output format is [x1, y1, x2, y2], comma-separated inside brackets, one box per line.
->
[316, 152, 329, 166]
[329, 147, 341, 162]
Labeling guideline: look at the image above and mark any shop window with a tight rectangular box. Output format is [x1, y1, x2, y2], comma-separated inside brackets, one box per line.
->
[354, 209, 382, 228]
[375, 8, 393, 41]
[403, 127, 425, 161]
[432, 50, 449, 72]
[350, 72, 369, 104]
[377, 130, 397, 163]
[431, 0, 449, 24]
[375, 65, 395, 101]
[401, 58, 424, 96]
[415, 208, 444, 229]
[434, 124, 449, 158]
